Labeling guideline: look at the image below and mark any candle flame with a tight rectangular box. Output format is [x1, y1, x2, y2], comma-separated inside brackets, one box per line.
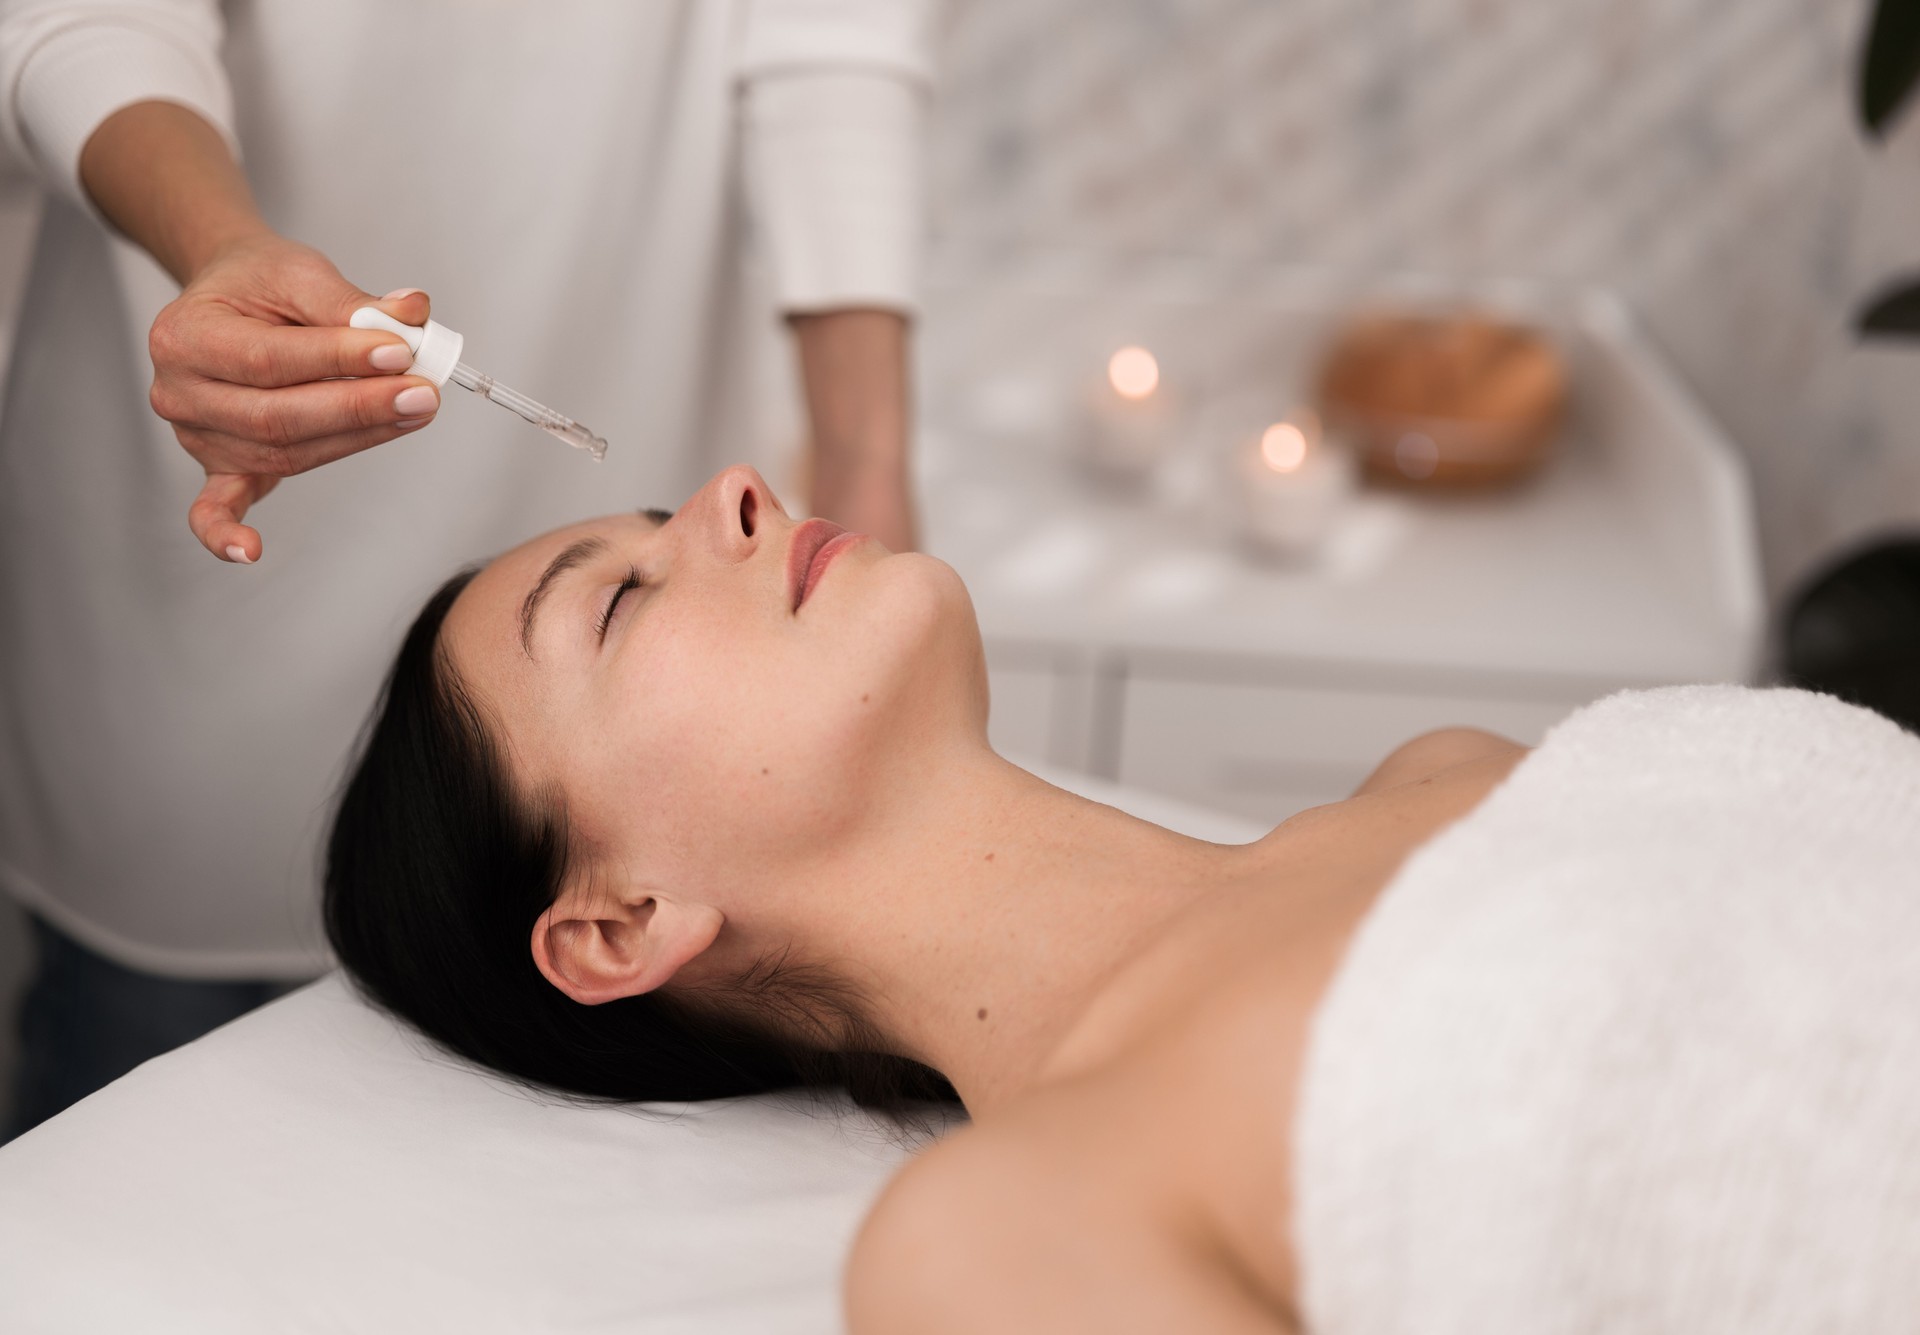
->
[1107, 346, 1160, 400]
[1260, 422, 1309, 473]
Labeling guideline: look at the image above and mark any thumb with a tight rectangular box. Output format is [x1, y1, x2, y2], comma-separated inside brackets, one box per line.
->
[370, 286, 432, 327]
[309, 269, 432, 331]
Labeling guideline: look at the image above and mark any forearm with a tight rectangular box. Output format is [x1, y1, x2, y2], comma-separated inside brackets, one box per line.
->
[791, 308, 917, 550]
[791, 308, 911, 470]
[78, 99, 271, 284]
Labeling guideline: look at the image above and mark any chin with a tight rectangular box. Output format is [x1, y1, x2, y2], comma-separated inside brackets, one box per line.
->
[766, 554, 987, 825]
[849, 552, 985, 721]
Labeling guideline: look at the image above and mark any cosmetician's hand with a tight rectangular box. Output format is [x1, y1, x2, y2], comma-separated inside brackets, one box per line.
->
[145, 234, 438, 564]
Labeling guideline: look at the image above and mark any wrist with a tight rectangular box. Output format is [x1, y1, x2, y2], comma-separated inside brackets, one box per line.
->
[807, 451, 918, 552]
[175, 214, 279, 285]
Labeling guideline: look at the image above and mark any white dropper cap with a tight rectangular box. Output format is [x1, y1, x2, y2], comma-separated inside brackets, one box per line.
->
[349, 307, 465, 387]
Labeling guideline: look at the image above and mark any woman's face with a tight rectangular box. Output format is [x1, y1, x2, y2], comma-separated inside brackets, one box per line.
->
[440, 465, 987, 902]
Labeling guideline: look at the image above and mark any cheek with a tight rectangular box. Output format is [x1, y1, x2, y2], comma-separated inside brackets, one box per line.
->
[573, 612, 870, 864]
[579, 557, 983, 864]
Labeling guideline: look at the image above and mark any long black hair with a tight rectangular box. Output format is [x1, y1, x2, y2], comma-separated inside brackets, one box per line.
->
[324, 568, 958, 1113]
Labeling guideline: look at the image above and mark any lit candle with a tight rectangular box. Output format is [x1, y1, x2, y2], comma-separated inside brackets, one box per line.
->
[1231, 412, 1357, 558]
[1079, 345, 1177, 478]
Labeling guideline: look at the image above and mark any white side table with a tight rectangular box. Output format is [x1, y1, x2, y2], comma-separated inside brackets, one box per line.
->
[916, 275, 1764, 824]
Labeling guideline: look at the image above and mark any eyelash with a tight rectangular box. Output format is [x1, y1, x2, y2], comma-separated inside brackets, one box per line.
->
[594, 566, 643, 641]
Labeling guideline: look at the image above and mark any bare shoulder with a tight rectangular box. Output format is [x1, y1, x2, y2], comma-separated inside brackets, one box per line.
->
[1350, 725, 1529, 798]
[846, 1109, 1294, 1334]
[842, 1125, 1011, 1331]
[845, 1121, 1095, 1334]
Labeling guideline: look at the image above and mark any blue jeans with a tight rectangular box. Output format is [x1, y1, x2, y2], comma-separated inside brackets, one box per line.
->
[3, 914, 308, 1144]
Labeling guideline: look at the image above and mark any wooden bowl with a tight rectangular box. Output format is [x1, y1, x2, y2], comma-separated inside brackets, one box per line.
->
[1315, 312, 1567, 488]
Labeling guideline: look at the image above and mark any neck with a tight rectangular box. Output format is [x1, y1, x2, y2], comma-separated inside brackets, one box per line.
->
[777, 746, 1272, 1118]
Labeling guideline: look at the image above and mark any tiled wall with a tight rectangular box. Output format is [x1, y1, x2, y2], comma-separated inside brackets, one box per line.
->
[927, 0, 1917, 596]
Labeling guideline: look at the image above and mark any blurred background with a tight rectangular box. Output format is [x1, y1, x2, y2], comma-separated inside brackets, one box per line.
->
[0, 0, 1913, 1109]
[912, 0, 1906, 591]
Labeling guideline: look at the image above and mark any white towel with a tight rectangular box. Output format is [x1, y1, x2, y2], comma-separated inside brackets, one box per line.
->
[1293, 685, 1920, 1334]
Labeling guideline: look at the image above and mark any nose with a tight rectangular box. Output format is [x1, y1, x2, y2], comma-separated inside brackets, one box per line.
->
[704, 464, 786, 562]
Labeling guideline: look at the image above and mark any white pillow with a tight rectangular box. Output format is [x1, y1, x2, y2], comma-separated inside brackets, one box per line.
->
[0, 770, 1261, 1332]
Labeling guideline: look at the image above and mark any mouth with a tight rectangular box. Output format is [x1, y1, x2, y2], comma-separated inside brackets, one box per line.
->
[788, 518, 866, 611]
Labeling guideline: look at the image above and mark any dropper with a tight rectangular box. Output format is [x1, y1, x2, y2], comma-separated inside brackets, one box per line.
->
[351, 307, 607, 461]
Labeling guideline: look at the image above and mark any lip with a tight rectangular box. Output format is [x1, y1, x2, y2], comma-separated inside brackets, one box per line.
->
[788, 518, 843, 611]
[787, 518, 842, 611]
[788, 520, 866, 611]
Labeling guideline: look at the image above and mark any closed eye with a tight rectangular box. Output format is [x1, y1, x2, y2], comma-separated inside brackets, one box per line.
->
[594, 566, 643, 641]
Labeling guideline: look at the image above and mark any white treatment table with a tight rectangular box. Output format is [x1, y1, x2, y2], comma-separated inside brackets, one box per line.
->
[0, 769, 1258, 1333]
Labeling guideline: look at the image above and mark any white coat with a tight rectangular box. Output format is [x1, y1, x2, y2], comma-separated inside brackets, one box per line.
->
[0, 0, 932, 975]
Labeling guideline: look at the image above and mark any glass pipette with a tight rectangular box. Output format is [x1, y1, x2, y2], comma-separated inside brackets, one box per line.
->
[446, 363, 607, 461]
[349, 306, 608, 461]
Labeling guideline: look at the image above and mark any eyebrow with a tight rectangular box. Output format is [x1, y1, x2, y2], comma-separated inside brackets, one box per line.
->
[519, 536, 610, 660]
[515, 510, 673, 661]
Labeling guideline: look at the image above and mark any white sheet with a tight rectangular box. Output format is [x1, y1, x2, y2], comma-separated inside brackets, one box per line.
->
[0, 768, 1260, 1333]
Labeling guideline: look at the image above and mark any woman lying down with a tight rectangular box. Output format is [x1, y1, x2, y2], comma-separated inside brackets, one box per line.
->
[326, 465, 1920, 1333]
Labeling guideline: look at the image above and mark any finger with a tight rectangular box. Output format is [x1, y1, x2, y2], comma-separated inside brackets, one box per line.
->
[183, 414, 435, 484]
[374, 287, 432, 327]
[262, 252, 433, 334]
[182, 373, 440, 455]
[163, 308, 415, 386]
[189, 472, 280, 562]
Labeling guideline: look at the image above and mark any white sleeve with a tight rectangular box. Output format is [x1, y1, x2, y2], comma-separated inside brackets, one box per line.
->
[0, 0, 235, 212]
[737, 0, 937, 316]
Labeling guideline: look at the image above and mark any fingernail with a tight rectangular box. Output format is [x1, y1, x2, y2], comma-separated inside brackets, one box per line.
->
[394, 416, 431, 430]
[225, 545, 253, 564]
[382, 288, 423, 301]
[369, 343, 413, 372]
[393, 385, 439, 416]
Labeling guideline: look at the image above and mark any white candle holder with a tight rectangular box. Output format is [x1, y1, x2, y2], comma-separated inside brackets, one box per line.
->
[1228, 410, 1358, 560]
[1076, 345, 1181, 483]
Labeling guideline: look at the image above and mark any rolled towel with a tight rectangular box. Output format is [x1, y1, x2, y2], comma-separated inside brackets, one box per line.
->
[1293, 685, 1920, 1334]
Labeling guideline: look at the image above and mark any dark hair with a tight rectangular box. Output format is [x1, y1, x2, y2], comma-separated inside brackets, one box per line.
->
[324, 568, 958, 1114]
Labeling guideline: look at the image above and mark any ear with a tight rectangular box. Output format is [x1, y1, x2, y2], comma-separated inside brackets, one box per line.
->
[530, 890, 724, 1006]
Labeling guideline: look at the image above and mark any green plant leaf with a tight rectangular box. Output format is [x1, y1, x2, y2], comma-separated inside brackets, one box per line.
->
[1856, 276, 1920, 336]
[1861, 0, 1920, 135]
